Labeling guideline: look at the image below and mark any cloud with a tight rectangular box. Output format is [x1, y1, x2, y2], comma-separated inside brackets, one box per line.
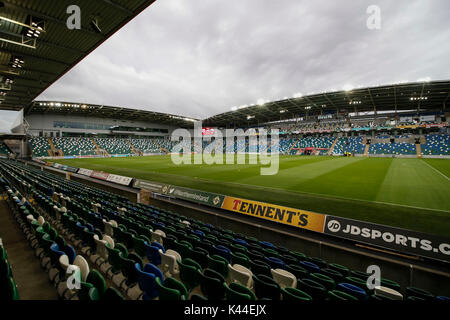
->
[34, 0, 450, 120]
[0, 111, 19, 133]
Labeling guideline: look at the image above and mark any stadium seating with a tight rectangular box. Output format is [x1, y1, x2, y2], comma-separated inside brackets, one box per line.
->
[292, 136, 335, 149]
[421, 134, 450, 155]
[0, 237, 20, 300]
[278, 138, 295, 154]
[52, 137, 97, 156]
[129, 138, 165, 154]
[27, 133, 450, 158]
[333, 136, 365, 155]
[29, 137, 52, 157]
[369, 142, 416, 155]
[0, 142, 12, 157]
[94, 138, 133, 155]
[1, 158, 449, 301]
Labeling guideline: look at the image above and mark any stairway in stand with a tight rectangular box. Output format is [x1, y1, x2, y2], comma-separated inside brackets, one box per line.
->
[47, 138, 63, 157]
[91, 139, 109, 157]
[327, 137, 339, 155]
[127, 140, 141, 156]
[289, 137, 302, 154]
[416, 144, 422, 158]
[364, 144, 370, 157]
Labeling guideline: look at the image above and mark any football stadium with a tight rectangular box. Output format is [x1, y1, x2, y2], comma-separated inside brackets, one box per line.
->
[0, 0, 449, 307]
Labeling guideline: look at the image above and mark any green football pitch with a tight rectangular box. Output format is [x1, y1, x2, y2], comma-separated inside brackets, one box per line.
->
[55, 155, 450, 237]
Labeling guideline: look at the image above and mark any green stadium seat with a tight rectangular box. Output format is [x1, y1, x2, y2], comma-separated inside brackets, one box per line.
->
[297, 278, 327, 300]
[179, 258, 202, 290]
[86, 269, 107, 299]
[253, 274, 281, 300]
[230, 251, 250, 269]
[328, 263, 350, 277]
[207, 254, 229, 279]
[198, 268, 226, 300]
[281, 287, 312, 301]
[249, 259, 272, 278]
[156, 277, 188, 300]
[285, 264, 309, 280]
[224, 282, 257, 301]
[310, 272, 335, 291]
[327, 289, 358, 301]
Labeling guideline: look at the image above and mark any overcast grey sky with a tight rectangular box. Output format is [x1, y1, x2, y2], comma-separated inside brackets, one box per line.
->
[1, 0, 449, 132]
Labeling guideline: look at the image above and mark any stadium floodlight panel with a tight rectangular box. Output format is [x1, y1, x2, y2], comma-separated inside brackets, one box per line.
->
[410, 97, 428, 101]
[257, 98, 265, 106]
[11, 56, 24, 68]
[293, 92, 303, 98]
[22, 15, 45, 39]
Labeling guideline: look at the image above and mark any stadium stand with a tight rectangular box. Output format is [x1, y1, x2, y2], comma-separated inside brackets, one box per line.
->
[421, 134, 450, 156]
[159, 138, 174, 152]
[0, 142, 12, 157]
[0, 236, 20, 300]
[278, 138, 295, 154]
[94, 138, 133, 155]
[129, 138, 164, 154]
[27, 132, 450, 158]
[292, 136, 335, 149]
[53, 137, 97, 156]
[1, 158, 448, 301]
[369, 142, 417, 156]
[333, 137, 366, 155]
[29, 137, 52, 157]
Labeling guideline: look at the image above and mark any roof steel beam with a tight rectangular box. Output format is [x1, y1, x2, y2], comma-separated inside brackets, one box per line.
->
[100, 0, 134, 15]
[0, 30, 84, 55]
[3, 1, 103, 39]
[0, 49, 70, 67]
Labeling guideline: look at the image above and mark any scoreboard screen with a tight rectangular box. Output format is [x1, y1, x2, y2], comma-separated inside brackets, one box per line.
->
[202, 128, 215, 136]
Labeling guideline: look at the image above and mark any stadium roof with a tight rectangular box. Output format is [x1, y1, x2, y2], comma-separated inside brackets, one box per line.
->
[0, 132, 24, 138]
[0, 0, 156, 111]
[23, 80, 450, 129]
[27, 100, 199, 127]
[203, 80, 450, 128]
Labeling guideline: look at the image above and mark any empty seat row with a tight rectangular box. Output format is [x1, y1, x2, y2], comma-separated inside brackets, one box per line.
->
[1, 159, 449, 301]
[0, 235, 20, 300]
